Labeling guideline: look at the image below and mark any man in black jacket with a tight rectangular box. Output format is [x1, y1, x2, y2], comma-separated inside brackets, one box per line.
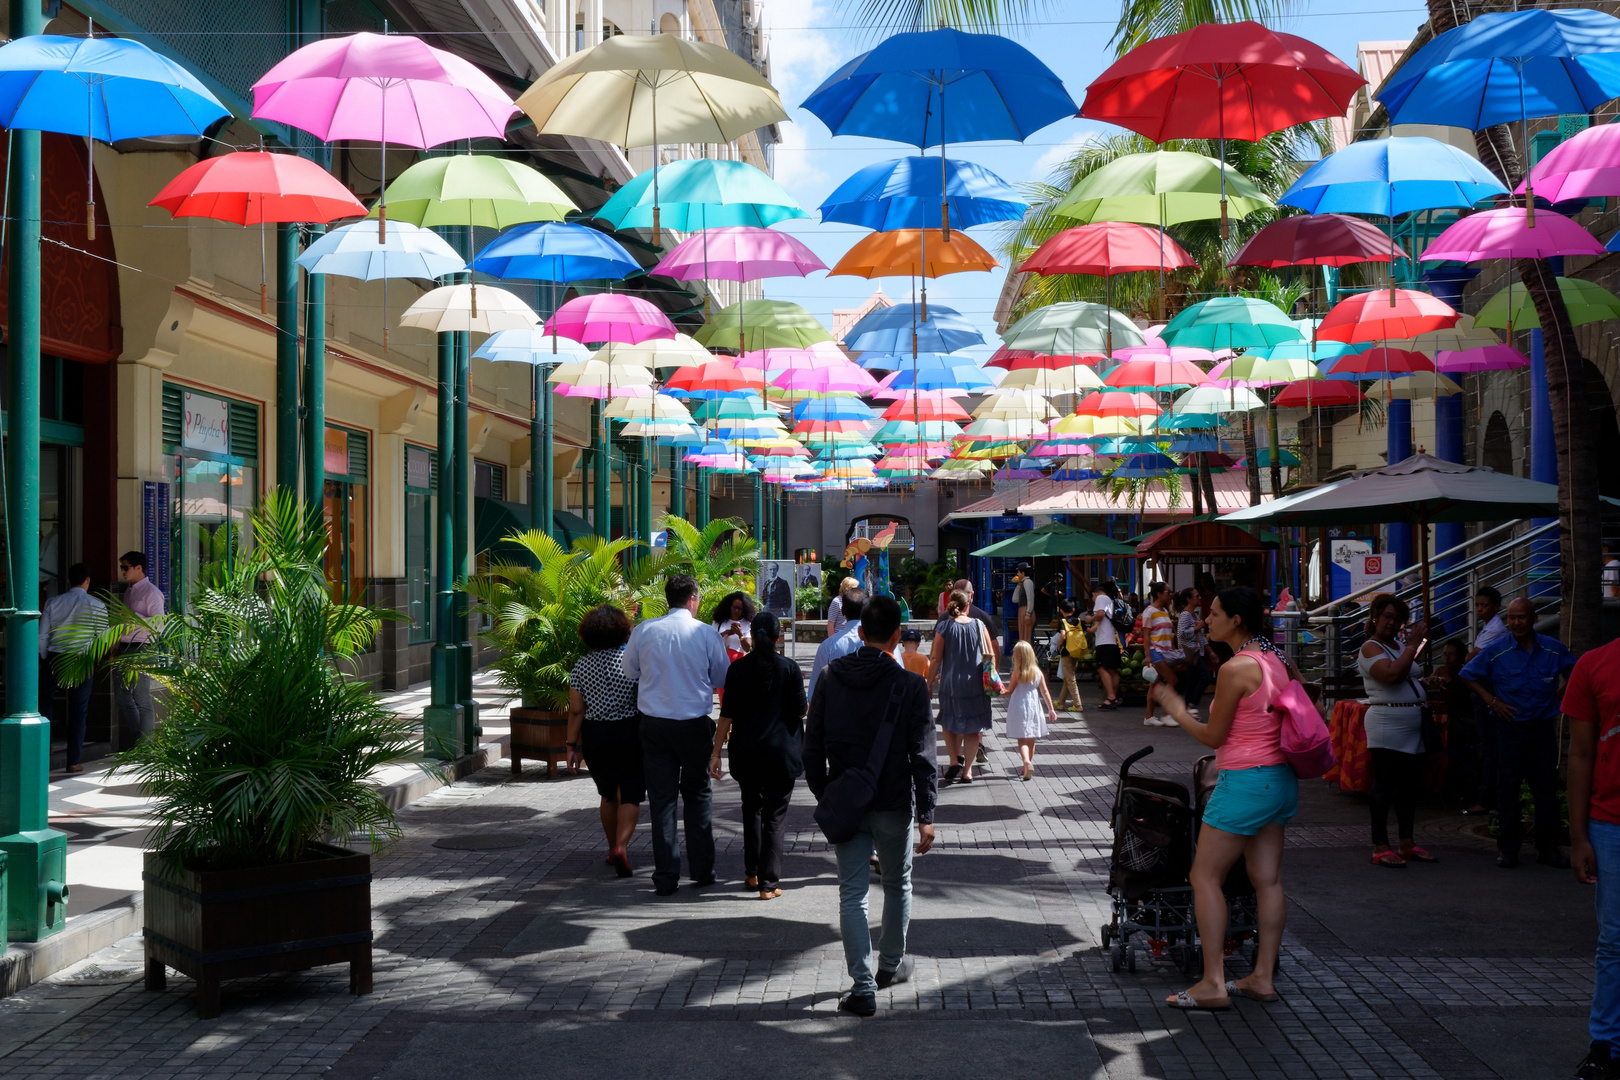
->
[804, 595, 937, 1017]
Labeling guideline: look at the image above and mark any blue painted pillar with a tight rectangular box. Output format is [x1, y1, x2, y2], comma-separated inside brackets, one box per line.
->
[1434, 393, 1466, 626]
[1530, 328, 1560, 600]
[1387, 398, 1414, 572]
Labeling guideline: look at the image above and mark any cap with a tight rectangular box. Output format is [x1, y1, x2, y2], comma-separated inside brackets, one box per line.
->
[1016, 562, 1033, 572]
[900, 628, 922, 642]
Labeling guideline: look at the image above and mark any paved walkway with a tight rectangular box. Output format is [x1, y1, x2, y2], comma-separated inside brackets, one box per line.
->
[0, 665, 1599, 1080]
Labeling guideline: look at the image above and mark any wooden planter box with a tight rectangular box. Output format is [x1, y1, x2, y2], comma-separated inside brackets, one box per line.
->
[143, 842, 372, 1019]
[510, 705, 568, 777]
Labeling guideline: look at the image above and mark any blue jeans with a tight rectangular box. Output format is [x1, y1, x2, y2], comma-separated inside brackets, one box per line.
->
[1591, 819, 1620, 1051]
[834, 809, 914, 995]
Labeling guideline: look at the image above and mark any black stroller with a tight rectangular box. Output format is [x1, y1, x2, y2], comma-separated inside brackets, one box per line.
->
[1102, 746, 1260, 975]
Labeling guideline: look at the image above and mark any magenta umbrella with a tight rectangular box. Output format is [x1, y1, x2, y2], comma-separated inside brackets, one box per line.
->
[1519, 122, 1620, 202]
[1436, 345, 1529, 374]
[1420, 207, 1605, 262]
[252, 32, 518, 239]
[652, 226, 827, 281]
[772, 364, 879, 395]
[544, 293, 676, 345]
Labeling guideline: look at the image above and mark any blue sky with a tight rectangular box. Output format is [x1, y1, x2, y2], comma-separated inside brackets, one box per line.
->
[759, 0, 1431, 360]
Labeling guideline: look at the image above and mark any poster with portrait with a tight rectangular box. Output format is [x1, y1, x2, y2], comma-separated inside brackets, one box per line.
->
[759, 560, 796, 617]
[797, 563, 822, 591]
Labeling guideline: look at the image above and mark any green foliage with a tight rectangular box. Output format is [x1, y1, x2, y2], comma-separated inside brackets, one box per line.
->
[461, 531, 642, 711]
[1097, 459, 1185, 514]
[193, 522, 240, 591]
[1109, 0, 1299, 55]
[643, 514, 760, 624]
[53, 491, 427, 871]
[796, 585, 824, 617]
[895, 554, 960, 619]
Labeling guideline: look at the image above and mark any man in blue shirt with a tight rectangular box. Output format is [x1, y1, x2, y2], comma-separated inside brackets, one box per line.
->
[625, 573, 732, 896]
[808, 590, 867, 701]
[1461, 597, 1577, 868]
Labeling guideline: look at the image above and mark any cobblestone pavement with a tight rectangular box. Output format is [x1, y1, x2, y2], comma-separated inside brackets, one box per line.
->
[0, 667, 1598, 1080]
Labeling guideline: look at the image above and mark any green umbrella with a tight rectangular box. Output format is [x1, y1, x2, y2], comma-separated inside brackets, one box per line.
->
[1160, 296, 1302, 351]
[1054, 151, 1272, 226]
[368, 155, 577, 230]
[694, 299, 832, 352]
[972, 522, 1140, 558]
[1002, 301, 1145, 356]
[1474, 276, 1620, 331]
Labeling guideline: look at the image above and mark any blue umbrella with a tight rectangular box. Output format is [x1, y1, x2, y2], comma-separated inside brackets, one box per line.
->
[846, 303, 985, 354]
[1278, 137, 1507, 217]
[1247, 339, 1372, 362]
[794, 397, 876, 421]
[0, 35, 228, 140]
[594, 158, 807, 231]
[473, 222, 639, 282]
[820, 156, 1027, 231]
[298, 220, 465, 279]
[858, 350, 970, 371]
[1377, 9, 1620, 130]
[473, 329, 593, 365]
[1111, 453, 1179, 478]
[880, 364, 997, 392]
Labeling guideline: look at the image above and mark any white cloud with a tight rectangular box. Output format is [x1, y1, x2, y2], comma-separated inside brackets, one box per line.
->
[1030, 130, 1103, 185]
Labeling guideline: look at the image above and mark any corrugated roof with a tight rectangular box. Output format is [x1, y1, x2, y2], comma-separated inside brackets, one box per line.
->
[945, 471, 1269, 520]
[1332, 39, 1412, 149]
[833, 289, 894, 344]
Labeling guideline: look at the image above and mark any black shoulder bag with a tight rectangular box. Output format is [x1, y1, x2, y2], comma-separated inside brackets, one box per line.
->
[813, 679, 907, 845]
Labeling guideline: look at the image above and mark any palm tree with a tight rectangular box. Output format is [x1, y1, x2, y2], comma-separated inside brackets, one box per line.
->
[1421, 1, 1601, 651]
[643, 514, 762, 623]
[847, 0, 1295, 42]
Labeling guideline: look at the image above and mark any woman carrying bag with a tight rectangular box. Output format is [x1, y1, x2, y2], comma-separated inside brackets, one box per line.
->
[929, 590, 994, 785]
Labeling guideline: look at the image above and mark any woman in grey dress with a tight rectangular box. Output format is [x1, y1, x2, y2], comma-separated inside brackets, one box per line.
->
[929, 590, 994, 784]
[1357, 593, 1433, 869]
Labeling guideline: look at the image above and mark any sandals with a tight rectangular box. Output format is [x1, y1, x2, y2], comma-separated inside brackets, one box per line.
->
[1371, 848, 1407, 868]
[759, 887, 783, 901]
[1400, 845, 1438, 863]
[1098, 699, 1119, 711]
[1224, 980, 1280, 1003]
[1165, 990, 1231, 1011]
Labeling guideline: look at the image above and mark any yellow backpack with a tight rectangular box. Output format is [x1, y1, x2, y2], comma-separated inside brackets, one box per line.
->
[1062, 618, 1087, 657]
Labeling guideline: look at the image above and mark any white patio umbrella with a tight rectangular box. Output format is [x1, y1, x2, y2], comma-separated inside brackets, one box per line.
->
[400, 283, 538, 334]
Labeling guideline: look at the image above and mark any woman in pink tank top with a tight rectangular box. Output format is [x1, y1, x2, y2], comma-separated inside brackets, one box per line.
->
[1148, 587, 1298, 1013]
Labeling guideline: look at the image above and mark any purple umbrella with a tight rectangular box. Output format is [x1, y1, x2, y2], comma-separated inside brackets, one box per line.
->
[652, 226, 827, 282]
[544, 293, 676, 345]
[1420, 207, 1604, 262]
[1436, 345, 1529, 374]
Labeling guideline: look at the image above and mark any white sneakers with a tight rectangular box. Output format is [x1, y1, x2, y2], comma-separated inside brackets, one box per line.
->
[1143, 716, 1175, 727]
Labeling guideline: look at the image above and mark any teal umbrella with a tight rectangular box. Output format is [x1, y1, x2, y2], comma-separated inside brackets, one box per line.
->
[1160, 297, 1302, 350]
[594, 158, 807, 231]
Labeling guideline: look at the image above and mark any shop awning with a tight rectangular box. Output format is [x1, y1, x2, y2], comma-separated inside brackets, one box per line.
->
[1134, 519, 1279, 557]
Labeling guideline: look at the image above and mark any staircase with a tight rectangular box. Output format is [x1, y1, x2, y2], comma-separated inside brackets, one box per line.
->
[1274, 518, 1562, 707]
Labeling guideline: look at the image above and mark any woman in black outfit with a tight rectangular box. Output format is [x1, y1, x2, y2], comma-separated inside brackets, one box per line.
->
[709, 611, 808, 900]
[566, 604, 643, 878]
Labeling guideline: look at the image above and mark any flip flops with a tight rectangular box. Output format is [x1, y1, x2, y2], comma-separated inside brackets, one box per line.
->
[1400, 845, 1438, 863]
[1371, 849, 1407, 868]
[1225, 980, 1280, 1003]
[1165, 990, 1231, 1011]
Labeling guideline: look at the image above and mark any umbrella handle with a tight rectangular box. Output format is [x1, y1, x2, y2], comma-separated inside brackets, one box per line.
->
[378, 201, 387, 246]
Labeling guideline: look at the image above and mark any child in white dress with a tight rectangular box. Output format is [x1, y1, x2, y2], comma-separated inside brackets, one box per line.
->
[1006, 641, 1057, 781]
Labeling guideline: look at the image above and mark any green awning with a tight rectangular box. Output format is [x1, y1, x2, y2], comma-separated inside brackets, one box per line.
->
[972, 522, 1139, 558]
[474, 497, 531, 559]
[554, 510, 594, 544]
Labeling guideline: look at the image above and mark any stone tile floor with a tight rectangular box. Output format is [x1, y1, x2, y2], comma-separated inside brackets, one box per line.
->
[0, 670, 1597, 1080]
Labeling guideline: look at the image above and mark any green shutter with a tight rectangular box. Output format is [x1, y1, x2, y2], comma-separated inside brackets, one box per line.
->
[490, 462, 506, 500]
[347, 430, 369, 482]
[161, 383, 182, 448]
[228, 401, 259, 466]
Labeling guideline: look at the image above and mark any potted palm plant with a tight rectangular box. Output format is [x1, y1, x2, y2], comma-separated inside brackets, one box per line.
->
[647, 514, 759, 624]
[55, 492, 428, 1019]
[461, 531, 641, 776]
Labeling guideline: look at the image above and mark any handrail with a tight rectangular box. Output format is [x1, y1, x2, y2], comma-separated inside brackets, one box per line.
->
[1302, 519, 1553, 617]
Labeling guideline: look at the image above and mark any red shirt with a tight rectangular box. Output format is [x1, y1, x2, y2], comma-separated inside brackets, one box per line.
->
[1561, 639, 1620, 825]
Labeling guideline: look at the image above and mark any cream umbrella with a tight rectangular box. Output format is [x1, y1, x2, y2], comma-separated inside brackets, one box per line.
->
[995, 366, 1105, 395]
[549, 360, 657, 396]
[1367, 373, 1464, 400]
[603, 394, 693, 421]
[400, 283, 538, 334]
[592, 333, 713, 369]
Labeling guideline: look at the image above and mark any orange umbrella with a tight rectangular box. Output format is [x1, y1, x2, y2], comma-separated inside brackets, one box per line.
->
[829, 228, 999, 278]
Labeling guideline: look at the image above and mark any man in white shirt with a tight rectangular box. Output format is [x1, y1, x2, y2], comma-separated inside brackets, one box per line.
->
[40, 563, 106, 773]
[809, 590, 867, 701]
[116, 551, 164, 747]
[1083, 581, 1123, 710]
[1468, 586, 1508, 661]
[625, 573, 732, 897]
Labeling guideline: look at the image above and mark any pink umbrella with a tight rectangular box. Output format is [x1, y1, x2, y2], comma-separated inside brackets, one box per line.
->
[251, 32, 518, 238]
[1436, 345, 1530, 374]
[1518, 122, 1620, 203]
[735, 341, 847, 371]
[652, 226, 827, 282]
[555, 383, 653, 400]
[544, 294, 676, 345]
[775, 365, 879, 395]
[1112, 342, 1218, 364]
[1420, 207, 1605, 263]
[1104, 357, 1209, 389]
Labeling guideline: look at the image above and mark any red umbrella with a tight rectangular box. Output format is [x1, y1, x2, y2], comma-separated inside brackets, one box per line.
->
[1329, 347, 1435, 377]
[1104, 357, 1209, 389]
[1076, 390, 1162, 419]
[1229, 213, 1395, 268]
[1272, 380, 1365, 407]
[1018, 222, 1195, 275]
[881, 397, 971, 422]
[1316, 289, 1459, 344]
[666, 360, 753, 394]
[1081, 22, 1363, 234]
[1005, 351, 1103, 371]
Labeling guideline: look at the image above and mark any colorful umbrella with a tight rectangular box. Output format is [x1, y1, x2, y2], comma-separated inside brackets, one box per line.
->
[472, 222, 639, 282]
[1272, 380, 1365, 408]
[1278, 136, 1508, 216]
[1160, 297, 1302, 350]
[1325, 347, 1436, 379]
[1173, 385, 1265, 414]
[474, 329, 592, 366]
[1420, 207, 1605, 262]
[549, 360, 657, 396]
[1436, 346, 1530, 374]
[844, 303, 984, 354]
[593, 334, 713, 369]
[995, 366, 1105, 394]
[1367, 373, 1464, 400]
[1020, 222, 1195, 275]
[1055, 151, 1272, 224]
[1229, 213, 1395, 268]
[297, 221, 465, 348]
[1002, 302, 1145, 356]
[652, 226, 827, 281]
[1103, 357, 1210, 390]
[819, 156, 1026, 231]
[1316, 289, 1458, 344]
[1519, 121, 1620, 202]
[368, 154, 575, 230]
[1475, 276, 1620, 330]
[694, 300, 833, 352]
[544, 294, 677, 345]
[401, 284, 539, 334]
[829, 229, 999, 279]
[1076, 391, 1161, 420]
[594, 158, 806, 232]
[149, 151, 365, 225]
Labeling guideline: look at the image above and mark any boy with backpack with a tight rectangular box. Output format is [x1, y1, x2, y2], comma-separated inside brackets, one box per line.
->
[1053, 598, 1085, 714]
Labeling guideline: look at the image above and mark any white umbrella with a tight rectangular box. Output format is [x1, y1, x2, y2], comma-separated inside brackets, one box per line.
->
[400, 283, 538, 334]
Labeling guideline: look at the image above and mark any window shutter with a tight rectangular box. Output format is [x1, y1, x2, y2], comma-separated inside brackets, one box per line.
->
[347, 430, 369, 482]
[228, 401, 259, 466]
[161, 384, 182, 448]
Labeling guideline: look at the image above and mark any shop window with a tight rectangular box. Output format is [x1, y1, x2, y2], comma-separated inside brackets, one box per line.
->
[160, 383, 259, 613]
[323, 426, 370, 603]
[405, 445, 436, 644]
[475, 459, 506, 500]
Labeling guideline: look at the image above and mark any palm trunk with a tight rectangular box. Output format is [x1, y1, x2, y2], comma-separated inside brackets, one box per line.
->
[1429, 0, 1600, 650]
[1200, 453, 1218, 512]
[1191, 458, 1205, 516]
[1243, 415, 1262, 506]
[1267, 401, 1283, 500]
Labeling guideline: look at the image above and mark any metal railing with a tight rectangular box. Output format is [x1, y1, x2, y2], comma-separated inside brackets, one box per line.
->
[1274, 519, 1562, 707]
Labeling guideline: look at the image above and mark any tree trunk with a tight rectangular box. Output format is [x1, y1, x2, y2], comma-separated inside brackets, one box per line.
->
[1429, 0, 1600, 649]
[1200, 453, 1218, 511]
[1190, 463, 1204, 516]
[1267, 401, 1283, 499]
[1243, 414, 1262, 506]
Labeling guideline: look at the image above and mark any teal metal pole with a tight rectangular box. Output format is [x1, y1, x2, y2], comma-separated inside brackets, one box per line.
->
[301, 224, 326, 509]
[593, 403, 610, 538]
[637, 438, 653, 557]
[670, 447, 685, 520]
[276, 224, 300, 492]
[0, 0, 67, 943]
[696, 465, 710, 528]
[753, 475, 764, 548]
[423, 324, 462, 759]
[454, 325, 478, 752]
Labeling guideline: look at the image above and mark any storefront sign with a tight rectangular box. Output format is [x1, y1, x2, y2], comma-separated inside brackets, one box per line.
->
[406, 445, 432, 490]
[1349, 552, 1386, 596]
[182, 392, 229, 454]
[987, 515, 1032, 532]
[324, 427, 350, 477]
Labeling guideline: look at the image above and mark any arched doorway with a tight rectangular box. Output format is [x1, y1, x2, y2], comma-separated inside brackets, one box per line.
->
[1483, 410, 1513, 476]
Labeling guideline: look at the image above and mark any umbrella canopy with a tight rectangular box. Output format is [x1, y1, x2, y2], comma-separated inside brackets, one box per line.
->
[1437, 345, 1529, 374]
[544, 293, 676, 345]
[1002, 302, 1145, 355]
[1367, 373, 1464, 400]
[1277, 136, 1508, 216]
[1081, 21, 1363, 141]
[830, 229, 999, 278]
[877, 364, 999, 392]
[1385, 313, 1501, 355]
[296, 220, 465, 279]
[1230, 213, 1394, 267]
[739, 342, 849, 372]
[401, 284, 539, 334]
[1104, 357, 1210, 390]
[473, 329, 593, 366]
[0, 34, 229, 140]
[1174, 385, 1265, 413]
[252, 31, 516, 146]
[996, 366, 1105, 394]
[1019, 222, 1195, 275]
[845, 303, 984, 354]
[1519, 121, 1620, 202]
[820, 156, 1026, 230]
[1054, 150, 1272, 224]
[801, 27, 1076, 148]
[693, 300, 833, 352]
[516, 33, 787, 147]
[1327, 347, 1436, 378]
[472, 221, 638, 283]
[549, 360, 657, 394]
[368, 154, 575, 229]
[594, 158, 806, 231]
[149, 151, 366, 225]
[1421, 207, 1604, 262]
[1376, 9, 1620, 130]
[1076, 390, 1161, 420]
[1272, 380, 1364, 407]
[1316, 289, 1459, 344]
[653, 226, 827, 282]
[592, 334, 713, 369]
[1475, 276, 1620, 330]
[1160, 297, 1301, 350]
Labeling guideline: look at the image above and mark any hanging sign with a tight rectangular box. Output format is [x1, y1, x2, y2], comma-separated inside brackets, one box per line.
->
[181, 393, 229, 454]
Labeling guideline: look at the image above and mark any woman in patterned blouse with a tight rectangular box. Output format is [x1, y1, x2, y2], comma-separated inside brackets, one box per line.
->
[567, 604, 643, 878]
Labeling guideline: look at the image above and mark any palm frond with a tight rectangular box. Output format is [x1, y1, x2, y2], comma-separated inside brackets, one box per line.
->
[1110, 0, 1300, 56]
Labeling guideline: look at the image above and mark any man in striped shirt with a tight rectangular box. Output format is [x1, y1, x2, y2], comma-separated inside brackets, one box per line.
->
[1142, 581, 1184, 728]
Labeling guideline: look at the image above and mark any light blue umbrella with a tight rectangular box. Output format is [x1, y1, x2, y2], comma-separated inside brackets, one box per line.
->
[880, 364, 997, 392]
[594, 158, 806, 231]
[858, 350, 972, 372]
[846, 303, 984, 354]
[793, 397, 876, 421]
[1278, 137, 1508, 217]
[473, 329, 592, 365]
[820, 156, 1026, 231]
[0, 35, 228, 140]
[297, 220, 465, 279]
[472, 222, 639, 282]
[1248, 339, 1372, 362]
[1160, 297, 1303, 351]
